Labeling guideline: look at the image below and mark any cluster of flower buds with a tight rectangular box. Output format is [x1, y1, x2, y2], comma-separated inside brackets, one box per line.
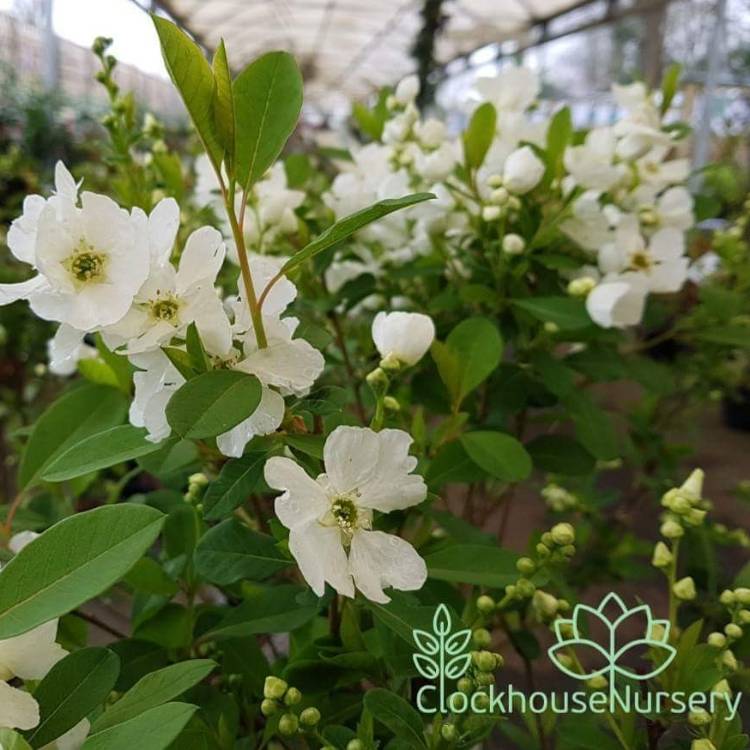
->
[541, 483, 580, 513]
[184, 472, 208, 508]
[687, 680, 735, 750]
[705, 587, 750, 672]
[481, 173, 523, 225]
[659, 469, 709, 538]
[261, 676, 321, 737]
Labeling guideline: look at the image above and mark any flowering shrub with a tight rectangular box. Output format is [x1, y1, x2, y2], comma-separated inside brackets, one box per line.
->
[0, 19, 748, 750]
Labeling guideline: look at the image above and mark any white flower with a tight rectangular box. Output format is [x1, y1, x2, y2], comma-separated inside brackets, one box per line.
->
[264, 426, 427, 603]
[474, 66, 540, 113]
[502, 234, 525, 255]
[637, 146, 690, 190]
[653, 186, 694, 231]
[561, 191, 613, 252]
[413, 118, 446, 148]
[586, 275, 648, 329]
[372, 311, 435, 367]
[564, 128, 624, 192]
[47, 324, 97, 376]
[394, 75, 419, 105]
[413, 141, 460, 182]
[103, 222, 231, 356]
[8, 530, 39, 553]
[1, 188, 150, 331]
[503, 146, 545, 195]
[0, 619, 67, 730]
[599, 215, 688, 293]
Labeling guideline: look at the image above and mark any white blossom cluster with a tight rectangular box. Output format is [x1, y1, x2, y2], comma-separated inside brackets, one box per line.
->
[321, 68, 695, 329]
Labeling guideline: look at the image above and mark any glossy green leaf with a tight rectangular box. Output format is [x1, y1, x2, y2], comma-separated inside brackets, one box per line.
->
[279, 193, 434, 276]
[463, 102, 496, 169]
[202, 452, 266, 520]
[42, 425, 163, 482]
[513, 297, 592, 330]
[364, 689, 427, 749]
[460, 431, 532, 482]
[152, 17, 222, 168]
[234, 51, 302, 189]
[27, 648, 120, 748]
[425, 544, 518, 588]
[82, 702, 197, 750]
[18, 384, 128, 488]
[212, 40, 235, 165]
[660, 63, 682, 115]
[526, 434, 595, 476]
[194, 520, 291, 584]
[92, 660, 215, 732]
[0, 504, 164, 638]
[165, 370, 262, 439]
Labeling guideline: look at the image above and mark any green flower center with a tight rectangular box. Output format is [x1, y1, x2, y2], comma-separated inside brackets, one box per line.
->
[630, 251, 652, 271]
[150, 297, 181, 323]
[67, 243, 106, 284]
[331, 496, 358, 532]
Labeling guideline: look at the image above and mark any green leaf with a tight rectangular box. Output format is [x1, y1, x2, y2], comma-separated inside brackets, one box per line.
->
[27, 647, 120, 747]
[279, 194, 434, 276]
[431, 317, 503, 409]
[152, 16, 222, 168]
[363, 689, 426, 749]
[19, 384, 128, 488]
[513, 297, 592, 330]
[694, 326, 750, 348]
[41, 425, 164, 482]
[165, 370, 262, 439]
[463, 102, 496, 169]
[0, 504, 164, 638]
[202, 452, 266, 520]
[82, 702, 197, 750]
[526, 434, 595, 476]
[660, 63, 681, 115]
[234, 51, 302, 189]
[460, 431, 532, 482]
[212, 40, 235, 166]
[92, 660, 215, 733]
[545, 106, 573, 179]
[194, 519, 291, 584]
[206, 584, 319, 640]
[565, 391, 619, 461]
[425, 544, 517, 588]
[123, 558, 179, 597]
[185, 322, 210, 373]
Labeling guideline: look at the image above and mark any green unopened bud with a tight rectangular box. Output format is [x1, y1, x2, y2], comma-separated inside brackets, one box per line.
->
[188, 472, 208, 487]
[673, 577, 696, 601]
[688, 708, 712, 726]
[739, 609, 750, 624]
[300, 707, 321, 726]
[516, 578, 536, 598]
[482, 205, 502, 222]
[557, 599, 571, 613]
[366, 367, 389, 394]
[680, 468, 704, 499]
[476, 595, 496, 614]
[550, 523, 575, 546]
[720, 589, 736, 606]
[457, 676, 474, 694]
[473, 650, 496, 672]
[560, 544, 576, 558]
[260, 698, 278, 716]
[722, 649, 738, 671]
[284, 687, 302, 706]
[660, 519, 684, 539]
[651, 541, 673, 569]
[555, 653, 574, 670]
[558, 621, 575, 639]
[474, 692, 491, 710]
[493, 652, 505, 669]
[278, 713, 299, 736]
[724, 623, 743, 640]
[544, 321, 560, 334]
[475, 671, 495, 686]
[587, 675, 608, 690]
[473, 628, 492, 648]
[379, 353, 401, 372]
[536, 543, 551, 558]
[691, 741, 716, 750]
[567, 276, 597, 297]
[516, 557, 535, 575]
[502, 233, 525, 255]
[383, 396, 400, 412]
[707, 632, 727, 648]
[734, 587, 750, 605]
[713, 679, 731, 695]
[685, 508, 707, 526]
[346, 741, 364, 750]
[487, 174, 503, 188]
[264, 676, 288, 700]
[533, 590, 559, 618]
[441, 724, 458, 742]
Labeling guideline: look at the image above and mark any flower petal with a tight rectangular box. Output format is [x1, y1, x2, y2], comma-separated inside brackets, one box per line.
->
[265, 456, 328, 531]
[177, 226, 225, 293]
[0, 680, 40, 730]
[289, 524, 354, 598]
[216, 387, 284, 457]
[0, 620, 66, 680]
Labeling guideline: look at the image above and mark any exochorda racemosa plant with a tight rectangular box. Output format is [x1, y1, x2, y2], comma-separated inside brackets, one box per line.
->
[0, 16, 747, 750]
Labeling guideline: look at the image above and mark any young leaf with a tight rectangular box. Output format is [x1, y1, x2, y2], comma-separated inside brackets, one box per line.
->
[27, 648, 120, 748]
[0, 504, 164, 639]
[202, 451, 266, 520]
[234, 51, 303, 190]
[18, 384, 128, 489]
[212, 40, 235, 167]
[195, 520, 291, 584]
[41, 425, 164, 482]
[82, 702, 197, 750]
[151, 17, 222, 169]
[91, 660, 215, 733]
[660, 63, 682, 115]
[545, 106, 573, 179]
[463, 102, 497, 169]
[460, 431, 532, 482]
[165, 370, 262, 439]
[185, 322, 210, 373]
[278, 193, 434, 276]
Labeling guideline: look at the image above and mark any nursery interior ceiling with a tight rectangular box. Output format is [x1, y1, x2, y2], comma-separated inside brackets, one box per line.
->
[150, 0, 604, 110]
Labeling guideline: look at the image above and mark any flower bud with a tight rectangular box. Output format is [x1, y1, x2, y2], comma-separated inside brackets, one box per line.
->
[365, 367, 389, 395]
[516, 578, 536, 598]
[457, 676, 474, 694]
[516, 557, 535, 575]
[493, 652, 505, 669]
[551, 523, 575, 546]
[680, 468, 704, 499]
[473, 651, 497, 672]
[300, 707, 321, 726]
[441, 724, 458, 742]
[739, 609, 750, 624]
[473, 628, 491, 648]
[724, 623, 743, 640]
[722, 649, 738, 671]
[536, 543, 551, 558]
[720, 589, 736, 606]
[651, 541, 673, 569]
[660, 519, 684, 539]
[482, 205, 501, 222]
[567, 277, 596, 297]
[490, 187, 509, 205]
[475, 672, 495, 686]
[691, 741, 716, 750]
[587, 675, 607, 690]
[503, 146, 544, 194]
[707, 632, 727, 648]
[688, 709, 712, 726]
[673, 577, 697, 601]
[685, 509, 707, 526]
[487, 174, 503, 188]
[713, 679, 731, 695]
[734, 587, 750, 605]
[502, 234, 526, 255]
[476, 595, 496, 614]
[555, 653, 574, 670]
[264, 676, 288, 700]
[474, 692, 491, 710]
[383, 396, 400, 412]
[533, 590, 559, 618]
[284, 687, 302, 706]
[278, 713, 299, 736]
[261, 698, 278, 716]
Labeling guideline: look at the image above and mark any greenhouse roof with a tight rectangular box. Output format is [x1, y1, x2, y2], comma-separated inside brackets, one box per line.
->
[151, 0, 598, 111]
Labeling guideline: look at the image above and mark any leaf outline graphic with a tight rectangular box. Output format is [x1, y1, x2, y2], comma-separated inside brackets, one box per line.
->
[413, 653, 440, 680]
[445, 628, 472, 655]
[445, 652, 472, 680]
[413, 628, 440, 656]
